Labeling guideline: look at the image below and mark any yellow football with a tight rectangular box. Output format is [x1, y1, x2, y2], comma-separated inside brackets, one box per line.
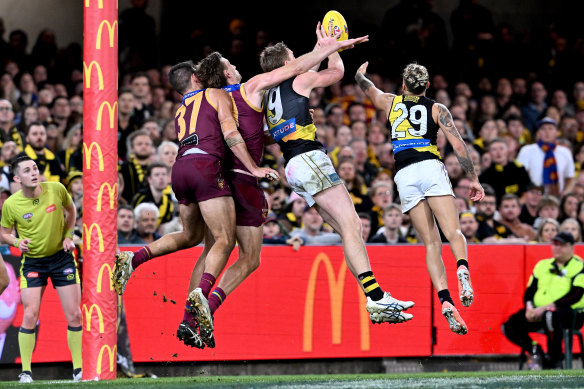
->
[323, 10, 349, 42]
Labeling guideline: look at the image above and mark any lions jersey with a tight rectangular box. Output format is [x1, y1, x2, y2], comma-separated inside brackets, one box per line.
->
[388, 95, 441, 172]
[264, 77, 324, 164]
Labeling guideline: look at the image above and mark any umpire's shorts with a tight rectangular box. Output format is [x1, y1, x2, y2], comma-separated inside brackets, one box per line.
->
[20, 250, 80, 289]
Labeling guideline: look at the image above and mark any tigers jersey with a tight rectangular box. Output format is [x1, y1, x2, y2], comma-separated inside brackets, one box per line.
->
[174, 89, 225, 160]
[223, 83, 265, 172]
[388, 95, 441, 172]
[264, 77, 324, 164]
[1, 182, 72, 257]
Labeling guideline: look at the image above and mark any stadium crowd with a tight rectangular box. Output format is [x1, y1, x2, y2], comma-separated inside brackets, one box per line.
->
[0, 0, 584, 255]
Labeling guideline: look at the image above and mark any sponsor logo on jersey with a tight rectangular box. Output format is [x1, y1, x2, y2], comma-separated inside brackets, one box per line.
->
[27, 272, 39, 278]
[33, 199, 39, 206]
[64, 268, 74, 275]
[270, 118, 296, 142]
[67, 274, 75, 281]
[46, 204, 56, 213]
[23, 213, 33, 220]
[329, 173, 341, 182]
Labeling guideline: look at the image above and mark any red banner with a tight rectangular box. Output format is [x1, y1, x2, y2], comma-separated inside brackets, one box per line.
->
[8, 244, 582, 363]
[82, 0, 118, 380]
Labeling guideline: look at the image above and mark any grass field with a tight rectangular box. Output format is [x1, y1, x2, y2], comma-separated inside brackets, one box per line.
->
[1, 370, 584, 388]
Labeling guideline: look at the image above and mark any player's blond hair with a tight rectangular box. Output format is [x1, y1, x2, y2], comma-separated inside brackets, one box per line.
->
[403, 63, 429, 94]
[260, 42, 290, 73]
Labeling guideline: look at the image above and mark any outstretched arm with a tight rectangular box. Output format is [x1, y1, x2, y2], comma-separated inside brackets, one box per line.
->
[434, 103, 484, 202]
[210, 88, 279, 181]
[245, 23, 368, 105]
[355, 61, 394, 114]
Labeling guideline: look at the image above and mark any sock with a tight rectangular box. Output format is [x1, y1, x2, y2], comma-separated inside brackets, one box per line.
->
[183, 301, 197, 327]
[198, 272, 216, 299]
[67, 326, 82, 370]
[208, 287, 226, 314]
[131, 246, 153, 270]
[457, 259, 469, 270]
[18, 328, 36, 373]
[438, 289, 455, 305]
[358, 271, 384, 301]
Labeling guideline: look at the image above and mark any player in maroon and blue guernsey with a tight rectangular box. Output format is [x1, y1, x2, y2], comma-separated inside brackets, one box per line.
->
[188, 23, 369, 330]
[112, 61, 279, 349]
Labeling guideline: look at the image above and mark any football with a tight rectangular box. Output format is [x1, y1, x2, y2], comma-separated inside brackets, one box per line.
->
[323, 10, 349, 42]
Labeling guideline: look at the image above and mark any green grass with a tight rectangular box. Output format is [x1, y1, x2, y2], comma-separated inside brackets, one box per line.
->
[2, 371, 584, 388]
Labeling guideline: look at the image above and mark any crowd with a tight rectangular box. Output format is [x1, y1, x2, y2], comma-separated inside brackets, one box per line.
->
[0, 1, 583, 253]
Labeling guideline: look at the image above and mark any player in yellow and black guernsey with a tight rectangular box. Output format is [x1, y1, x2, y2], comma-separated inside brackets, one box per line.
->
[0, 156, 82, 383]
[356, 62, 485, 336]
[261, 42, 416, 326]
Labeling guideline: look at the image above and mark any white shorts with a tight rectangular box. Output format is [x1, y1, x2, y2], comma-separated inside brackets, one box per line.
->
[285, 150, 343, 206]
[394, 159, 454, 213]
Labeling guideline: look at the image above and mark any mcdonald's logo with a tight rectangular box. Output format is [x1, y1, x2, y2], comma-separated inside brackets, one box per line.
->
[83, 141, 104, 171]
[82, 303, 104, 333]
[97, 344, 117, 374]
[97, 182, 117, 211]
[96, 20, 117, 49]
[83, 223, 104, 252]
[97, 101, 117, 130]
[97, 263, 114, 293]
[302, 253, 369, 352]
[84, 0, 103, 8]
[83, 61, 104, 90]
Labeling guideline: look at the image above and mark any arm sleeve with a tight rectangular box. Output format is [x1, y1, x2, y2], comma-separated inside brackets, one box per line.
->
[0, 201, 13, 229]
[555, 272, 584, 308]
[524, 275, 538, 304]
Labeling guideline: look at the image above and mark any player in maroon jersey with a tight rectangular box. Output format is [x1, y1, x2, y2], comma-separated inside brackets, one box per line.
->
[181, 23, 369, 344]
[112, 61, 279, 348]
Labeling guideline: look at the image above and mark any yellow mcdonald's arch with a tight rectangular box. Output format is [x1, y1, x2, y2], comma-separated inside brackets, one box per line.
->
[82, 303, 104, 333]
[96, 20, 117, 50]
[84, 0, 103, 8]
[302, 253, 369, 352]
[83, 61, 104, 90]
[97, 263, 114, 293]
[97, 182, 117, 211]
[83, 141, 104, 172]
[97, 344, 117, 374]
[83, 223, 104, 252]
[96, 101, 117, 130]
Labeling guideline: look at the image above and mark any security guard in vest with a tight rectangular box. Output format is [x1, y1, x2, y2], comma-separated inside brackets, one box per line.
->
[502, 231, 584, 369]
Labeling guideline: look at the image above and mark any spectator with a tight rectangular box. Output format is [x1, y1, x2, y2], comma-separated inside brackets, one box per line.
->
[459, 211, 481, 243]
[349, 137, 378, 187]
[559, 218, 582, 243]
[129, 72, 153, 125]
[117, 204, 141, 245]
[506, 114, 532, 146]
[59, 123, 82, 173]
[156, 141, 178, 171]
[517, 117, 575, 197]
[0, 98, 24, 151]
[120, 129, 154, 203]
[23, 121, 65, 182]
[502, 231, 584, 370]
[369, 204, 407, 244]
[533, 195, 561, 230]
[118, 88, 140, 161]
[475, 186, 513, 241]
[521, 81, 548, 133]
[262, 213, 301, 250]
[329, 125, 352, 166]
[368, 181, 394, 234]
[133, 202, 161, 244]
[280, 191, 306, 232]
[473, 119, 498, 155]
[290, 206, 342, 246]
[498, 193, 536, 241]
[479, 138, 532, 204]
[358, 212, 372, 243]
[558, 193, 580, 223]
[533, 218, 560, 243]
[50, 96, 71, 133]
[519, 183, 544, 227]
[443, 153, 464, 184]
[131, 161, 174, 228]
[337, 158, 372, 213]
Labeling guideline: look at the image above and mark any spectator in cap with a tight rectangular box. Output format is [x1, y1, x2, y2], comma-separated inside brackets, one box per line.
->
[517, 117, 575, 196]
[262, 212, 302, 250]
[502, 231, 584, 369]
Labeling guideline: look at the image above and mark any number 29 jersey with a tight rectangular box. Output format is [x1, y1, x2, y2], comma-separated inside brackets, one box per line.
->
[388, 95, 441, 172]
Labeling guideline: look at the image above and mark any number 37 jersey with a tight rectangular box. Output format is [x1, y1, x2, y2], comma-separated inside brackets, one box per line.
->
[388, 95, 441, 172]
